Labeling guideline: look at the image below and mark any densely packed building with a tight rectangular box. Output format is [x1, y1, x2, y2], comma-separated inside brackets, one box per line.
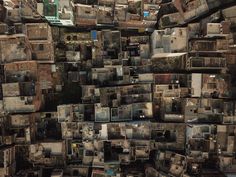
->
[0, 0, 236, 177]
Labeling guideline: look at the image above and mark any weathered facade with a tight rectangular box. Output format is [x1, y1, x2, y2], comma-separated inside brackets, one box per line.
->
[0, 0, 236, 177]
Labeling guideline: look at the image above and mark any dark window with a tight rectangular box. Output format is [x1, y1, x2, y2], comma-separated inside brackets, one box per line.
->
[39, 44, 44, 51]
[73, 170, 79, 176]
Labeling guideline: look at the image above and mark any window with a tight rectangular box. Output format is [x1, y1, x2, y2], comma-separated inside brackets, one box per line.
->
[207, 83, 217, 89]
[73, 170, 79, 176]
[39, 44, 44, 51]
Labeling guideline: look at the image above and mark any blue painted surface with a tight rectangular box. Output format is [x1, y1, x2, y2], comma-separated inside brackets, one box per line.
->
[91, 30, 97, 40]
[143, 11, 149, 17]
